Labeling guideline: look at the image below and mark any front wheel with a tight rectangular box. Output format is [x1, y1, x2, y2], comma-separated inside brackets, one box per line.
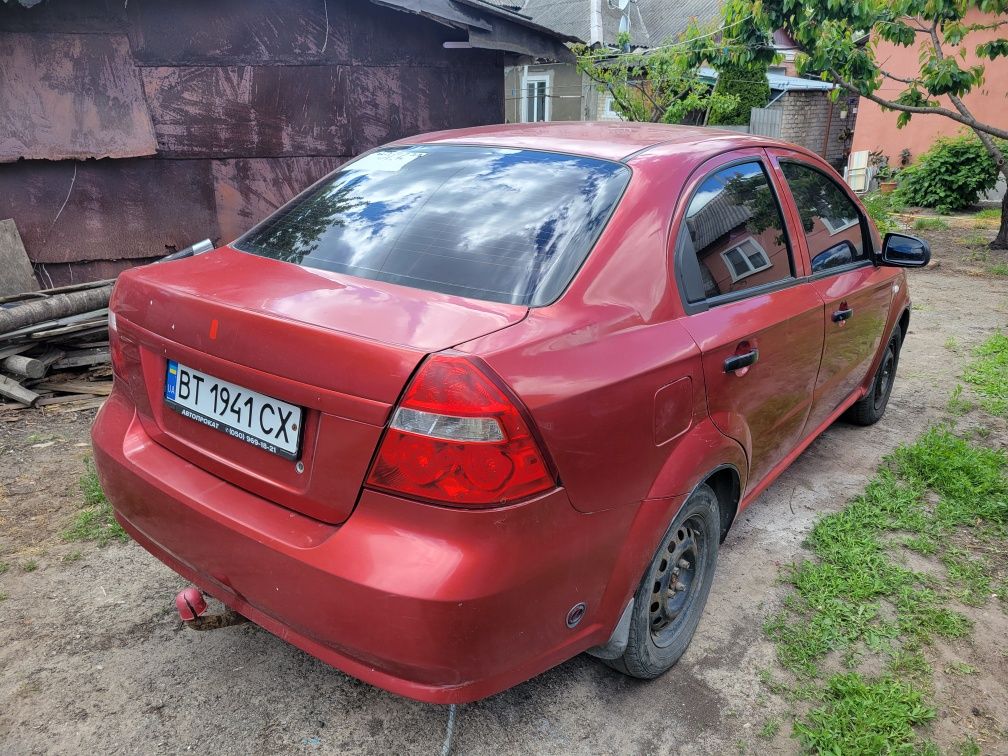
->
[606, 484, 720, 679]
[845, 329, 901, 426]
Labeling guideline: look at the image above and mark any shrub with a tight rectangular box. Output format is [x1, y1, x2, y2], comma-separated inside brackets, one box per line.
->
[708, 61, 770, 126]
[896, 136, 1000, 213]
[861, 191, 899, 234]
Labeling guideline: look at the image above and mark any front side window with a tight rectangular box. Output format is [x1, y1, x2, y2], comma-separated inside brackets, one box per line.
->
[236, 145, 630, 307]
[677, 161, 794, 302]
[780, 161, 868, 273]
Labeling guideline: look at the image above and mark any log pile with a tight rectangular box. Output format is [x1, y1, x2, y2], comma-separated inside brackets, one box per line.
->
[0, 279, 115, 412]
[0, 239, 214, 413]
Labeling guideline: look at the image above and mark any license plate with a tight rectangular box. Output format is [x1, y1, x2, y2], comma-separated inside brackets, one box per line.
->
[164, 360, 303, 460]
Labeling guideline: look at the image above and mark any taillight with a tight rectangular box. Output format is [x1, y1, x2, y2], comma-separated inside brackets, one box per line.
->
[366, 356, 555, 507]
[108, 310, 127, 379]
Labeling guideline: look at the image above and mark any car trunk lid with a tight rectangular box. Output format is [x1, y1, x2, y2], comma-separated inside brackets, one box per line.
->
[111, 247, 528, 524]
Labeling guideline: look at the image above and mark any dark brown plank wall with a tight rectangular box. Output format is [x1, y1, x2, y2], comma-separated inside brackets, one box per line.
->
[0, 0, 506, 286]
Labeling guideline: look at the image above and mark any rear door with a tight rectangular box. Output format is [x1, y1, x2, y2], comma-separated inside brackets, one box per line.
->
[674, 150, 824, 493]
[767, 152, 894, 432]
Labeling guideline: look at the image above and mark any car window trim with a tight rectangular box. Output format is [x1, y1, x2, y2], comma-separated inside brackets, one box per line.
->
[673, 155, 799, 315]
[808, 257, 874, 281]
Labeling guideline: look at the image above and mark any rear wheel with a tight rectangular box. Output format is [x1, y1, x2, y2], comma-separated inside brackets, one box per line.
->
[607, 484, 720, 678]
[845, 329, 901, 426]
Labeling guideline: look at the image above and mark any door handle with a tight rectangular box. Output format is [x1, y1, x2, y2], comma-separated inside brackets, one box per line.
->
[832, 307, 854, 323]
[724, 349, 759, 373]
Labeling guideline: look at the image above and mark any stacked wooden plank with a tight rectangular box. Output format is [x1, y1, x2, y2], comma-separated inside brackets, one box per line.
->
[0, 279, 115, 412]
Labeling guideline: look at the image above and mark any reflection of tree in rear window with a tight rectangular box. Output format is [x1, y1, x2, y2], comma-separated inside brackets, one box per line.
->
[235, 145, 631, 306]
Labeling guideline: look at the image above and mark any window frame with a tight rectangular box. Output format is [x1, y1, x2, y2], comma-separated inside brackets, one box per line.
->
[672, 155, 799, 314]
[521, 72, 551, 123]
[721, 236, 772, 282]
[777, 158, 874, 279]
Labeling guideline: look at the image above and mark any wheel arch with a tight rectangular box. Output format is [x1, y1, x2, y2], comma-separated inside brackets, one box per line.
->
[898, 306, 910, 343]
[701, 464, 742, 542]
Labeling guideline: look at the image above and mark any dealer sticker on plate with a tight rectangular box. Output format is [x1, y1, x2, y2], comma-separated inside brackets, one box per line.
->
[164, 360, 303, 460]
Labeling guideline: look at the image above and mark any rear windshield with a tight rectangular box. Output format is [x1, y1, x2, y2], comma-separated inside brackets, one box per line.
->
[235, 145, 630, 306]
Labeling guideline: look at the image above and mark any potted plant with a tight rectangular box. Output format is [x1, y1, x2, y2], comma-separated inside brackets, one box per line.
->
[877, 165, 898, 194]
[870, 150, 899, 193]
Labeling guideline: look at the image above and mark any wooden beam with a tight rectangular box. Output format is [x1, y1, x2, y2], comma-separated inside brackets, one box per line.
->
[0, 374, 39, 406]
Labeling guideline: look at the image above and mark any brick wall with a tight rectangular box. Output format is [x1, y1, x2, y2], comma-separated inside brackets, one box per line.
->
[778, 90, 858, 170]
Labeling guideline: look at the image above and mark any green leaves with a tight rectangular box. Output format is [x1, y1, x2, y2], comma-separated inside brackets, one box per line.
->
[920, 56, 984, 96]
[977, 38, 1008, 59]
[896, 135, 1001, 211]
[877, 18, 917, 46]
[575, 27, 751, 124]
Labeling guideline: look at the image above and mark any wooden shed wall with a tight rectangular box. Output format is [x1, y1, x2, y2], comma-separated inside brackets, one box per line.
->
[0, 0, 505, 286]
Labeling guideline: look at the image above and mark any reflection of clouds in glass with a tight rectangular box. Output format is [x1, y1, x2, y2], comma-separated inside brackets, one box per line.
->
[238, 146, 629, 306]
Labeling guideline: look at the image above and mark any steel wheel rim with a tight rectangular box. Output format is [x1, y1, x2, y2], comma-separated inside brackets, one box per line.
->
[873, 346, 896, 412]
[649, 515, 706, 647]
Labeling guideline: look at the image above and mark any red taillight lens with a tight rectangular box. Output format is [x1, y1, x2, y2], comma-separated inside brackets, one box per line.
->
[108, 310, 127, 379]
[366, 356, 555, 507]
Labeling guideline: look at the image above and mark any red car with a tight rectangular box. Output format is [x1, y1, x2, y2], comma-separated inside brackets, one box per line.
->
[92, 123, 929, 703]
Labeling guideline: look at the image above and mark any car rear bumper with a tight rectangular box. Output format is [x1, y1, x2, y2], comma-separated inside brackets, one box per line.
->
[91, 390, 640, 703]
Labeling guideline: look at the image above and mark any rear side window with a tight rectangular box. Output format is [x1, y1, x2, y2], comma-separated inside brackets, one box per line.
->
[779, 161, 868, 273]
[676, 161, 794, 303]
[235, 145, 630, 306]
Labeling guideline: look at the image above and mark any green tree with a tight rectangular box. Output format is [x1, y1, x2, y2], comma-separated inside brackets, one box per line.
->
[708, 60, 771, 125]
[574, 35, 741, 125]
[718, 0, 1008, 249]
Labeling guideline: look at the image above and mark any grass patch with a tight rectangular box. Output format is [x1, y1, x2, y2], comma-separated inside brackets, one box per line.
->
[913, 217, 949, 231]
[794, 673, 935, 755]
[0, 561, 8, 575]
[21, 559, 38, 573]
[946, 385, 972, 416]
[990, 262, 1008, 276]
[962, 332, 1008, 416]
[963, 232, 989, 248]
[62, 460, 127, 546]
[765, 427, 1008, 752]
[973, 208, 999, 220]
[759, 717, 781, 739]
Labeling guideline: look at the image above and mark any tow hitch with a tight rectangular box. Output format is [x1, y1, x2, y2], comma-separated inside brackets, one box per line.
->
[175, 586, 248, 631]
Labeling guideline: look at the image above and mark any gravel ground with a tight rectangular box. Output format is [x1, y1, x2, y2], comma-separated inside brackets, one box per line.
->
[1, 232, 1007, 755]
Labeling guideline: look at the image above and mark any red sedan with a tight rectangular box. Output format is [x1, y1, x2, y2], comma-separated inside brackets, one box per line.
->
[92, 123, 929, 703]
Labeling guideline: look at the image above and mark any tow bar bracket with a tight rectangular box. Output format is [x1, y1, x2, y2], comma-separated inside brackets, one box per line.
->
[175, 586, 248, 631]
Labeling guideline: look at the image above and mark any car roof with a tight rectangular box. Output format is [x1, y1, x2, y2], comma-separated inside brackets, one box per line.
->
[395, 121, 802, 163]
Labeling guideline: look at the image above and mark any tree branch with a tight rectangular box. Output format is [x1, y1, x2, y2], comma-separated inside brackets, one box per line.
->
[880, 69, 920, 85]
[826, 67, 1008, 141]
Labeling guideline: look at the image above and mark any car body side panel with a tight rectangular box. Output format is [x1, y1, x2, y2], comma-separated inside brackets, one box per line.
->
[806, 265, 894, 430]
[763, 148, 899, 432]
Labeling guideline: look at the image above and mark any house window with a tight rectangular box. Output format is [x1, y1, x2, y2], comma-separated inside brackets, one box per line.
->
[523, 74, 550, 122]
[721, 237, 772, 282]
[821, 215, 859, 234]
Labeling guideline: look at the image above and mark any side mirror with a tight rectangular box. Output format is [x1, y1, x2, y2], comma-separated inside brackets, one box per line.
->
[880, 232, 931, 268]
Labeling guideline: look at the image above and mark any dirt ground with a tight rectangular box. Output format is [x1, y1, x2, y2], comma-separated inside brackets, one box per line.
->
[1, 230, 1007, 755]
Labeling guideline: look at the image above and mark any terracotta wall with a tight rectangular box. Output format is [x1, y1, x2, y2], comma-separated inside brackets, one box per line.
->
[0, 0, 505, 286]
[850, 10, 1008, 167]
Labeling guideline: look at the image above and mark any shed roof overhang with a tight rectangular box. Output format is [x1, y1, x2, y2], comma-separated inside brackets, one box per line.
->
[372, 0, 577, 61]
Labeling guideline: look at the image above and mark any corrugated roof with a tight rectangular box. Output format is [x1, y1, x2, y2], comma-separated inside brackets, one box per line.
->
[698, 65, 836, 91]
[516, 0, 724, 47]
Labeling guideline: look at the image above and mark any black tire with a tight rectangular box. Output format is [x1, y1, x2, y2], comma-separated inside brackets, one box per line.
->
[607, 484, 720, 679]
[845, 329, 902, 426]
